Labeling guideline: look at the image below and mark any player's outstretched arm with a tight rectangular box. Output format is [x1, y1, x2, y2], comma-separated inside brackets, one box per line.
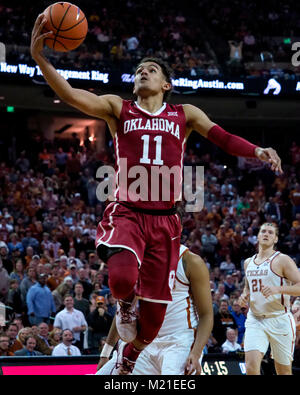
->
[31, 14, 122, 124]
[238, 259, 251, 307]
[183, 104, 282, 173]
[97, 317, 119, 371]
[183, 251, 214, 375]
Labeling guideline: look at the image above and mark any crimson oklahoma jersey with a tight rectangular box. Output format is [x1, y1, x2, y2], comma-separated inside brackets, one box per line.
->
[113, 100, 186, 210]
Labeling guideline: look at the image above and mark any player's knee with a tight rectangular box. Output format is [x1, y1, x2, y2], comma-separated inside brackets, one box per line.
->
[245, 359, 261, 375]
[245, 351, 264, 375]
[274, 361, 292, 375]
[107, 250, 139, 300]
[108, 274, 137, 300]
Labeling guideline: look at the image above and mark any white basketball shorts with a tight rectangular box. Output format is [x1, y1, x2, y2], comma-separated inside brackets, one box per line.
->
[244, 311, 296, 365]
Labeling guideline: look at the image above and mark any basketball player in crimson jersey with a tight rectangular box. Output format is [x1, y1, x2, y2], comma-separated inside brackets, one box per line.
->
[239, 223, 300, 375]
[31, 14, 282, 374]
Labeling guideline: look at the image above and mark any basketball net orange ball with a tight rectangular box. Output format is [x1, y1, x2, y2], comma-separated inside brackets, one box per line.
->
[42, 2, 88, 52]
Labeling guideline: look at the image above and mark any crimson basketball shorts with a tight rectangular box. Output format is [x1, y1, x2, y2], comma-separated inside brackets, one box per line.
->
[95, 202, 181, 303]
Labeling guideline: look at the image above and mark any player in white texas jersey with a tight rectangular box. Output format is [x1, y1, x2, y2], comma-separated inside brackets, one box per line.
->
[246, 250, 291, 317]
[239, 222, 300, 375]
[96, 245, 213, 375]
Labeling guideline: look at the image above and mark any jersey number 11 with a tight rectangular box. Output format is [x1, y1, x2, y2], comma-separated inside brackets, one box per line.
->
[140, 135, 164, 165]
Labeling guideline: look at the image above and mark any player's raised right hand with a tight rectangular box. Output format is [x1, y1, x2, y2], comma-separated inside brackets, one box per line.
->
[238, 293, 249, 308]
[31, 14, 52, 59]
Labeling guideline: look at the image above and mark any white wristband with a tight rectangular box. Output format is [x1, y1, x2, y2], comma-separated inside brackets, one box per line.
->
[100, 343, 113, 358]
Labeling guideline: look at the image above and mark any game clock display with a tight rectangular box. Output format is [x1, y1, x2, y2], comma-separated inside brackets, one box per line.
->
[201, 354, 246, 375]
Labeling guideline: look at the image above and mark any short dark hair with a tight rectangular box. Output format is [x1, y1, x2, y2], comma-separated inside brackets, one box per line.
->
[24, 336, 36, 345]
[63, 294, 73, 301]
[136, 57, 173, 101]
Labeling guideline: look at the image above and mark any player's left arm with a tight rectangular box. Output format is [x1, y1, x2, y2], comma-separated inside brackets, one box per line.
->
[96, 316, 120, 371]
[184, 250, 214, 375]
[261, 254, 300, 297]
[183, 104, 282, 173]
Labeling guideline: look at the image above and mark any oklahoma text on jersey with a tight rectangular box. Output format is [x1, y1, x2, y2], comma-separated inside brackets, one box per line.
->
[124, 118, 180, 139]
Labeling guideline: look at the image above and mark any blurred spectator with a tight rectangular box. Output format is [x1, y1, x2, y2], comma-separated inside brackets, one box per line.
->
[12, 317, 24, 332]
[291, 184, 300, 218]
[264, 197, 281, 222]
[14, 335, 43, 356]
[126, 35, 139, 54]
[15, 151, 30, 174]
[290, 142, 300, 166]
[8, 233, 24, 256]
[6, 323, 23, 354]
[215, 283, 229, 301]
[243, 31, 255, 47]
[48, 328, 62, 348]
[26, 273, 56, 326]
[34, 322, 53, 355]
[68, 264, 80, 284]
[239, 235, 256, 263]
[228, 40, 243, 62]
[89, 291, 100, 313]
[52, 281, 72, 313]
[283, 228, 300, 265]
[86, 295, 113, 354]
[10, 259, 25, 284]
[247, 227, 257, 247]
[211, 299, 238, 351]
[88, 252, 101, 270]
[24, 247, 34, 268]
[17, 327, 34, 346]
[7, 279, 23, 316]
[68, 248, 84, 269]
[66, 153, 81, 184]
[229, 299, 247, 345]
[223, 274, 237, 296]
[39, 148, 52, 174]
[76, 232, 96, 256]
[0, 333, 14, 356]
[22, 229, 39, 253]
[55, 147, 68, 173]
[52, 329, 81, 356]
[0, 257, 10, 303]
[221, 328, 242, 354]
[106, 293, 117, 318]
[53, 295, 87, 350]
[0, 242, 13, 274]
[220, 255, 236, 274]
[78, 268, 93, 300]
[46, 261, 63, 291]
[93, 272, 110, 297]
[201, 225, 218, 262]
[41, 232, 52, 252]
[74, 282, 90, 319]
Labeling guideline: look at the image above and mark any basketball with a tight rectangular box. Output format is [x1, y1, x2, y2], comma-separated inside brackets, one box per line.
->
[42, 2, 88, 52]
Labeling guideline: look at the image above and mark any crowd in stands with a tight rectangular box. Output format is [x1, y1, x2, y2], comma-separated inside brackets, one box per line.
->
[2, 0, 300, 79]
[0, 126, 299, 360]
